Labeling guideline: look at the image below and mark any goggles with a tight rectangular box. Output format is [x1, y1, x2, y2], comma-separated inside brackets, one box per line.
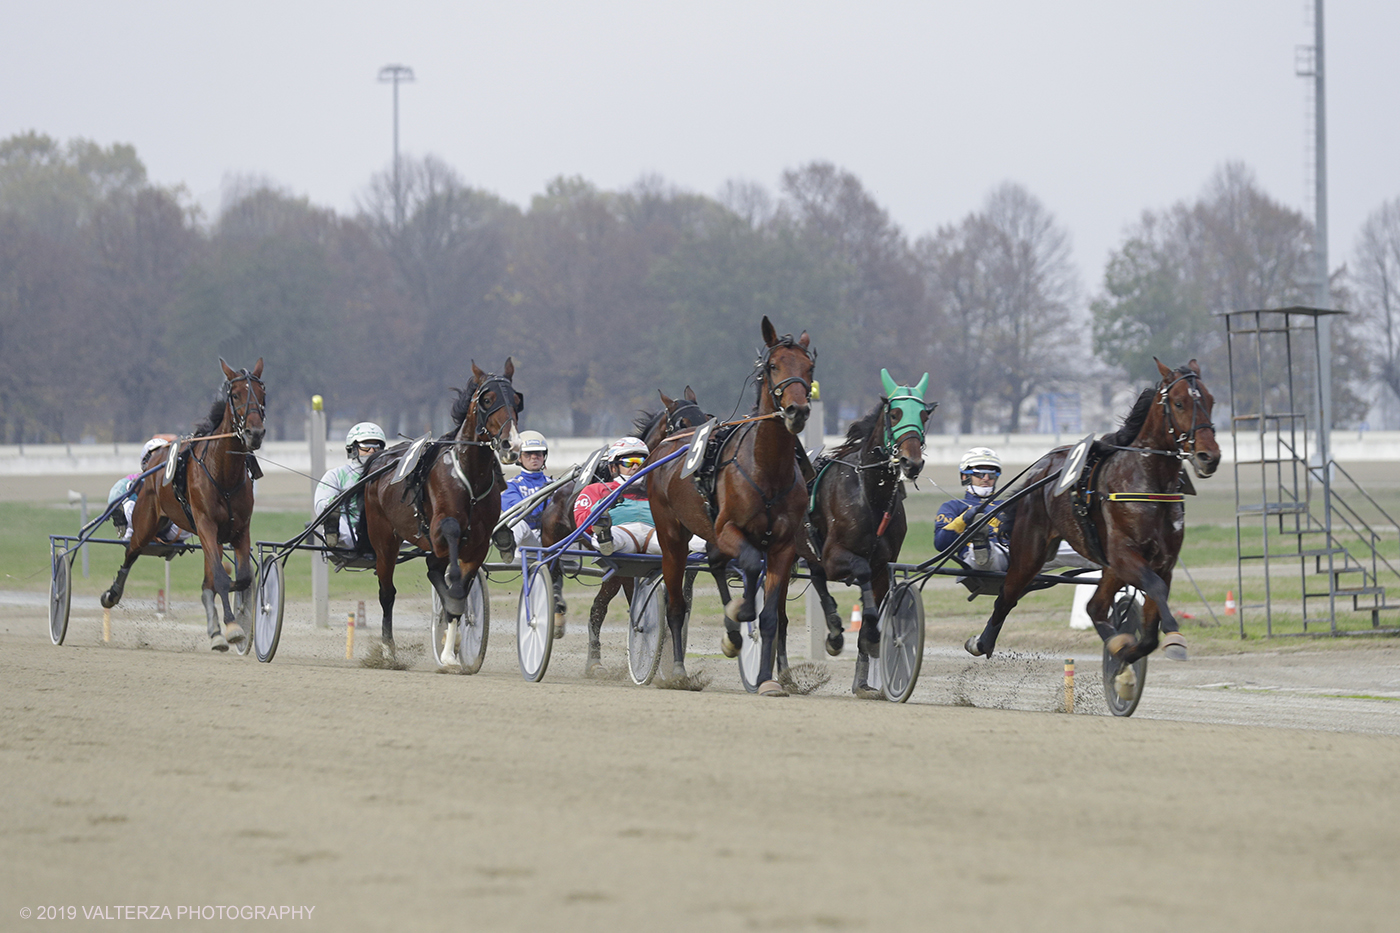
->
[965, 470, 999, 480]
[616, 457, 645, 469]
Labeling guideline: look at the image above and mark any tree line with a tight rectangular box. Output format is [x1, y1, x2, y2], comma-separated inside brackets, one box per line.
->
[2, 131, 1395, 444]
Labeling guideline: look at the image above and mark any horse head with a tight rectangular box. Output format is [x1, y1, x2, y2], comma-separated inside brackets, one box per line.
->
[758, 316, 814, 436]
[880, 369, 934, 482]
[468, 358, 523, 464]
[1154, 358, 1220, 478]
[657, 386, 709, 442]
[219, 357, 266, 450]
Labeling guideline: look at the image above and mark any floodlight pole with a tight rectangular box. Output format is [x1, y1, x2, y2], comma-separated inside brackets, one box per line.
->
[377, 64, 415, 228]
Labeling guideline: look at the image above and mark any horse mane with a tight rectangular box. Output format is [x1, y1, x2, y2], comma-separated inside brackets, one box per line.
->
[192, 399, 226, 437]
[632, 408, 664, 440]
[445, 381, 477, 440]
[830, 402, 883, 458]
[1101, 387, 1155, 447]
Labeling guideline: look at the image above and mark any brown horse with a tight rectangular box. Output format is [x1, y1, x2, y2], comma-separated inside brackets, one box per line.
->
[964, 359, 1220, 666]
[102, 359, 267, 651]
[647, 317, 815, 696]
[807, 370, 933, 695]
[362, 360, 522, 660]
[536, 389, 710, 673]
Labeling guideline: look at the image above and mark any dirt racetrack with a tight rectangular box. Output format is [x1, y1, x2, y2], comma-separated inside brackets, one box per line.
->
[4, 594, 1400, 932]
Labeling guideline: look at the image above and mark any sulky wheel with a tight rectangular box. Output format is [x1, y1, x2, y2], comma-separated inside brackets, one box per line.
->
[253, 559, 285, 662]
[49, 550, 73, 646]
[430, 572, 490, 674]
[628, 572, 667, 686]
[735, 583, 768, 694]
[1102, 589, 1148, 716]
[516, 563, 554, 682]
[878, 583, 925, 703]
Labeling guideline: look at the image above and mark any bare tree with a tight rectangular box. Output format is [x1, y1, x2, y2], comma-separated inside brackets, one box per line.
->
[980, 183, 1079, 431]
[1353, 197, 1400, 417]
[919, 183, 1078, 432]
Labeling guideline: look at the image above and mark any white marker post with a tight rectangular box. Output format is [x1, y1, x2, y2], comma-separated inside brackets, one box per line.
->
[804, 382, 825, 660]
[310, 395, 329, 629]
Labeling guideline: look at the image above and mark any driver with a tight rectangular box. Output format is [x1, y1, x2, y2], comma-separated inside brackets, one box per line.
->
[497, 430, 553, 554]
[313, 422, 386, 552]
[573, 436, 661, 554]
[935, 447, 1009, 572]
[109, 435, 186, 543]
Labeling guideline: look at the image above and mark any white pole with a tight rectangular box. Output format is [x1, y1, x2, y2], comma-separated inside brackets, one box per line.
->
[804, 389, 825, 660]
[310, 395, 329, 629]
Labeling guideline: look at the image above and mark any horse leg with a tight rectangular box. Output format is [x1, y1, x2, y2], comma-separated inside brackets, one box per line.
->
[965, 537, 1053, 659]
[755, 548, 796, 695]
[102, 488, 163, 609]
[549, 556, 568, 638]
[436, 517, 466, 615]
[850, 556, 880, 659]
[1108, 561, 1172, 664]
[585, 575, 623, 676]
[658, 536, 691, 679]
[805, 561, 845, 656]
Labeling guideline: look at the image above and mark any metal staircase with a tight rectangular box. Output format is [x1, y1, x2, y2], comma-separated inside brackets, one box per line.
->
[1223, 307, 1400, 637]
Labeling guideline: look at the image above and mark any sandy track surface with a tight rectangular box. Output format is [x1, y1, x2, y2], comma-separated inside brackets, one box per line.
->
[4, 600, 1400, 932]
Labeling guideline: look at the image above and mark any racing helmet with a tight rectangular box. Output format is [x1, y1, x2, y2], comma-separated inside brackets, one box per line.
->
[959, 447, 1002, 485]
[518, 430, 548, 455]
[142, 435, 175, 458]
[606, 436, 648, 467]
[345, 422, 387, 459]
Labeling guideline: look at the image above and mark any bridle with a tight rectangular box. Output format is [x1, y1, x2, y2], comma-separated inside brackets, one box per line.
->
[1156, 370, 1216, 462]
[220, 369, 266, 448]
[755, 335, 815, 410]
[665, 399, 708, 436]
[448, 374, 521, 504]
[464, 375, 521, 457]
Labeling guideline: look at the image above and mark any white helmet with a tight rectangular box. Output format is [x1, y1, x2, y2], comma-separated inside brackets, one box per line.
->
[959, 447, 1002, 483]
[345, 422, 387, 458]
[142, 435, 174, 457]
[606, 436, 648, 462]
[518, 430, 548, 454]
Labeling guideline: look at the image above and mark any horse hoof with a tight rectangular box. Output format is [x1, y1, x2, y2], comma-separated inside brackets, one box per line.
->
[1113, 667, 1138, 701]
[1161, 632, 1188, 661]
[100, 590, 118, 609]
[584, 650, 602, 677]
[963, 636, 987, 658]
[757, 680, 788, 697]
[1106, 634, 1136, 658]
[853, 685, 882, 700]
[223, 622, 246, 645]
[553, 614, 566, 640]
[825, 632, 844, 656]
[720, 631, 741, 658]
[210, 633, 229, 652]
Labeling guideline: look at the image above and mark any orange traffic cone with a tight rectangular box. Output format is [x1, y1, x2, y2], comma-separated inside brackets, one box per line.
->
[849, 603, 862, 632]
[1224, 590, 1236, 616]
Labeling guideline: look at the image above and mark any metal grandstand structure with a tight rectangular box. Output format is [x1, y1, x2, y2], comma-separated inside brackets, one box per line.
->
[1223, 306, 1399, 637]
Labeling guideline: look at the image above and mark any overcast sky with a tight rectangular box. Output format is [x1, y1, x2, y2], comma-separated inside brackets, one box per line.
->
[4, 1, 1398, 293]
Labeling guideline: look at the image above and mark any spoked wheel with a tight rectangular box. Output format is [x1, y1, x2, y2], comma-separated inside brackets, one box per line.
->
[253, 559, 285, 663]
[430, 572, 490, 674]
[735, 584, 767, 694]
[516, 563, 554, 682]
[1102, 589, 1148, 717]
[878, 583, 925, 703]
[628, 572, 667, 686]
[49, 550, 73, 646]
[231, 555, 258, 657]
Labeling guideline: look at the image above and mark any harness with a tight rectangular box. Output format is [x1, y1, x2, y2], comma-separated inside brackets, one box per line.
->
[1067, 370, 1207, 564]
[687, 338, 815, 547]
[169, 369, 266, 533]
